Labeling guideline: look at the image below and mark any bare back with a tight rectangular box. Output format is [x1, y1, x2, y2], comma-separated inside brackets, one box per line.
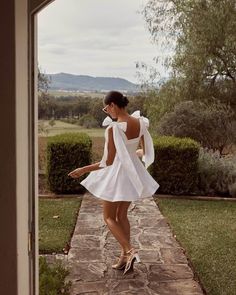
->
[123, 116, 140, 140]
[120, 116, 145, 152]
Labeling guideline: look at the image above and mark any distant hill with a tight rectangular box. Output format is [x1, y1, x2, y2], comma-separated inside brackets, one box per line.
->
[46, 73, 139, 92]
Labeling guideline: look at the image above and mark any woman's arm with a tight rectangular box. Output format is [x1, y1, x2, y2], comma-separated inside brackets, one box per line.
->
[68, 127, 116, 178]
[68, 161, 105, 178]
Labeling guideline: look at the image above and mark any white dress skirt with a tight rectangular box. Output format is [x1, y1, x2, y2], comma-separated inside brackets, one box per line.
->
[80, 110, 160, 202]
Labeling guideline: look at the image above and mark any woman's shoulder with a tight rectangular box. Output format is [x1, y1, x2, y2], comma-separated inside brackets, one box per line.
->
[129, 110, 150, 128]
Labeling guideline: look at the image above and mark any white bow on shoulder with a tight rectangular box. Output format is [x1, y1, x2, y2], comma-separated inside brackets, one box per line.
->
[130, 111, 154, 169]
[102, 116, 127, 131]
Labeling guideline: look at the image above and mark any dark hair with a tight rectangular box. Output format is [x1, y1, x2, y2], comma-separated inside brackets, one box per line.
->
[104, 91, 129, 108]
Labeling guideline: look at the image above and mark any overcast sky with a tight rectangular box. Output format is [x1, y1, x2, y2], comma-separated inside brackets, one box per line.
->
[38, 0, 168, 83]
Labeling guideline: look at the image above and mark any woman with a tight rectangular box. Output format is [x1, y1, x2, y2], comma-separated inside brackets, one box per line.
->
[68, 91, 160, 275]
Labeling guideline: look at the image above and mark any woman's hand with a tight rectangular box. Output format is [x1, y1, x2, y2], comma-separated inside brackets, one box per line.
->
[68, 167, 87, 179]
[136, 148, 144, 158]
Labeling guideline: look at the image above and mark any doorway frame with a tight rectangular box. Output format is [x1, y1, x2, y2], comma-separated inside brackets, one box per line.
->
[29, 1, 55, 294]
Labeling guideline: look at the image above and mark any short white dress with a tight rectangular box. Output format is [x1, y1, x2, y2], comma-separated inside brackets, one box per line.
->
[80, 110, 160, 202]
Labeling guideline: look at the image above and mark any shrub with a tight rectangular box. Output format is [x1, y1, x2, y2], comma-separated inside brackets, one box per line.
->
[229, 183, 236, 198]
[151, 136, 200, 195]
[78, 114, 99, 128]
[38, 121, 49, 137]
[39, 256, 72, 295]
[49, 119, 56, 127]
[46, 132, 92, 194]
[198, 147, 236, 197]
[60, 118, 78, 125]
[157, 100, 236, 154]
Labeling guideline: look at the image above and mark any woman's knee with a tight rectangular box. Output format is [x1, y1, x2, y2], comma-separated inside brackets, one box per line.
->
[103, 215, 116, 224]
[102, 200, 117, 224]
[116, 211, 129, 223]
[116, 202, 131, 222]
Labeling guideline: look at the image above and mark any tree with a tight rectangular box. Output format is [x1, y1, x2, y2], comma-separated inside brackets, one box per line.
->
[143, 76, 185, 124]
[38, 67, 54, 119]
[142, 0, 236, 112]
[157, 100, 236, 154]
[38, 67, 51, 94]
[126, 94, 148, 115]
[38, 94, 57, 120]
[89, 99, 106, 127]
[143, 0, 236, 81]
[72, 98, 90, 117]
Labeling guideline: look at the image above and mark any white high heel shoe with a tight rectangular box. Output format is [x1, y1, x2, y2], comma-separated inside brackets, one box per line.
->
[123, 248, 141, 275]
[112, 252, 128, 270]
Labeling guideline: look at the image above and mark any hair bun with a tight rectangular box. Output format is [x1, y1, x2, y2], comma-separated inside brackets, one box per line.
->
[122, 95, 129, 106]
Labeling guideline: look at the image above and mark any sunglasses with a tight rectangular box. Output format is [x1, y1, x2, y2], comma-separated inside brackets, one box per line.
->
[102, 105, 110, 114]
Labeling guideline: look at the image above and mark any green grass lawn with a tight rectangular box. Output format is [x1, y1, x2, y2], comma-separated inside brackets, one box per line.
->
[39, 197, 82, 254]
[155, 197, 236, 295]
[38, 119, 105, 137]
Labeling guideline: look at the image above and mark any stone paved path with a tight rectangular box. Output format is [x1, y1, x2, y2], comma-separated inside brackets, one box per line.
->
[66, 193, 205, 295]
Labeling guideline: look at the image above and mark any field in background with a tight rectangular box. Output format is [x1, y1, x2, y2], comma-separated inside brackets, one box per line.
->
[48, 90, 105, 98]
[38, 119, 104, 137]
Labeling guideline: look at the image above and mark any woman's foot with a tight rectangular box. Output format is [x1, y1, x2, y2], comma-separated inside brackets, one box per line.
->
[123, 248, 141, 275]
[112, 250, 128, 270]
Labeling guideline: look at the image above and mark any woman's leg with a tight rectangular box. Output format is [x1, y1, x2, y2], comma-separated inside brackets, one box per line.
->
[116, 201, 132, 245]
[102, 200, 132, 253]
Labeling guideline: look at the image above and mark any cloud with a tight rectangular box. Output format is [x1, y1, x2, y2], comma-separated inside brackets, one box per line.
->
[38, 0, 169, 83]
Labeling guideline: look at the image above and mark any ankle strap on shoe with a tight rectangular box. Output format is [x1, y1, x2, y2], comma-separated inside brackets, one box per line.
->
[126, 248, 136, 254]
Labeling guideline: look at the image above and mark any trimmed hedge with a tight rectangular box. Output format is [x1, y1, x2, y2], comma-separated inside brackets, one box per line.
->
[46, 132, 92, 194]
[150, 136, 200, 195]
